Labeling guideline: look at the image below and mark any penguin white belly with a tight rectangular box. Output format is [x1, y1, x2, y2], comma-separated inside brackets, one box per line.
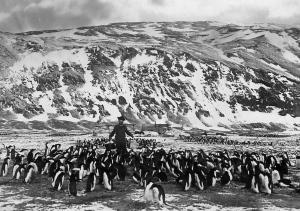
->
[271, 170, 280, 184]
[264, 176, 272, 195]
[152, 187, 162, 205]
[52, 171, 60, 187]
[42, 163, 49, 175]
[91, 175, 96, 191]
[144, 186, 154, 202]
[195, 174, 201, 190]
[2, 163, 8, 176]
[25, 168, 33, 183]
[16, 170, 21, 180]
[12, 165, 19, 178]
[103, 172, 112, 190]
[212, 177, 216, 187]
[57, 175, 64, 191]
[251, 177, 259, 193]
[30, 163, 38, 174]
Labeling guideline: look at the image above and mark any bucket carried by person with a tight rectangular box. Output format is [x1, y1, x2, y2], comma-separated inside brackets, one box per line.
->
[296, 155, 300, 169]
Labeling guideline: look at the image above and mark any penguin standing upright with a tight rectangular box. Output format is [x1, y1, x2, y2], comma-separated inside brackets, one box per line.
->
[68, 171, 78, 196]
[116, 163, 126, 181]
[221, 166, 233, 186]
[24, 165, 35, 183]
[103, 168, 113, 190]
[27, 149, 36, 164]
[251, 166, 263, 193]
[132, 171, 141, 184]
[11, 146, 16, 161]
[240, 165, 248, 183]
[263, 170, 273, 195]
[157, 170, 168, 182]
[86, 172, 97, 192]
[182, 170, 193, 191]
[207, 168, 218, 187]
[1, 157, 11, 177]
[195, 170, 207, 191]
[245, 167, 254, 189]
[52, 169, 65, 191]
[13, 163, 26, 180]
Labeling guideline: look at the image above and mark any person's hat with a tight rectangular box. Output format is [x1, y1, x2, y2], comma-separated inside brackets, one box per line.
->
[117, 115, 125, 121]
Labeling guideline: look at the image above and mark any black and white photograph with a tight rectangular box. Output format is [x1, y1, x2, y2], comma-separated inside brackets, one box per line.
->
[1, 0, 300, 210]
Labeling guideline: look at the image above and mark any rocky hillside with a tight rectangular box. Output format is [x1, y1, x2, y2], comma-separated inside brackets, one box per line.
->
[1, 21, 300, 131]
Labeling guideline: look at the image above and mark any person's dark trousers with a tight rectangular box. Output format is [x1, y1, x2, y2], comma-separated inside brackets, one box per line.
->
[116, 141, 127, 156]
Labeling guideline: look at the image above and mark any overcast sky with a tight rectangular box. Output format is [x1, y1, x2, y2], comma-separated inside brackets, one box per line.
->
[0, 0, 300, 33]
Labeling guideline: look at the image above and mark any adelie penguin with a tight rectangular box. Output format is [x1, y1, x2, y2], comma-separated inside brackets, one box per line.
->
[251, 166, 263, 193]
[157, 170, 168, 182]
[195, 170, 207, 191]
[86, 172, 97, 192]
[13, 163, 26, 180]
[116, 162, 126, 181]
[103, 168, 113, 190]
[52, 168, 65, 191]
[68, 171, 78, 196]
[221, 166, 233, 186]
[1, 157, 11, 177]
[207, 168, 218, 187]
[144, 178, 167, 208]
[182, 169, 193, 191]
[132, 171, 141, 184]
[262, 170, 274, 195]
[24, 164, 35, 183]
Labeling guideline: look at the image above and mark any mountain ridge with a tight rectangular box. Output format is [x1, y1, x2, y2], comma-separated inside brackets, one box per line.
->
[1, 21, 300, 132]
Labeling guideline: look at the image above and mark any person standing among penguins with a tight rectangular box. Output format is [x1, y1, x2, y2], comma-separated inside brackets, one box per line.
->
[109, 115, 133, 155]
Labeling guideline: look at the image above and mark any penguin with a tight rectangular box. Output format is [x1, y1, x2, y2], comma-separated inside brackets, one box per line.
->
[28, 162, 38, 174]
[14, 154, 24, 166]
[221, 166, 233, 186]
[182, 170, 193, 191]
[5, 145, 12, 157]
[13, 163, 26, 180]
[96, 163, 104, 185]
[86, 172, 97, 192]
[27, 149, 36, 163]
[103, 168, 113, 190]
[151, 183, 167, 207]
[251, 166, 263, 193]
[19, 149, 29, 158]
[72, 165, 84, 182]
[245, 167, 254, 189]
[157, 170, 168, 182]
[52, 169, 65, 191]
[116, 163, 126, 181]
[132, 171, 141, 184]
[41, 159, 51, 175]
[68, 171, 78, 196]
[263, 170, 273, 195]
[12, 163, 20, 179]
[44, 143, 49, 158]
[1, 157, 10, 177]
[240, 165, 248, 183]
[11, 145, 16, 160]
[271, 168, 291, 187]
[24, 165, 35, 183]
[195, 170, 207, 191]
[144, 178, 167, 207]
[207, 168, 218, 187]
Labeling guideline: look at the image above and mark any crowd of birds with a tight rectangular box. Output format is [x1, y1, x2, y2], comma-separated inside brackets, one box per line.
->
[0, 136, 300, 208]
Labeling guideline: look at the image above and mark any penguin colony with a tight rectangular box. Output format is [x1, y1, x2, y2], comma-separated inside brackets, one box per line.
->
[0, 139, 299, 208]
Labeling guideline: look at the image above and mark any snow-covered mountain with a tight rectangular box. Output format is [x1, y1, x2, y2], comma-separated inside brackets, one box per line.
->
[1, 21, 300, 131]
